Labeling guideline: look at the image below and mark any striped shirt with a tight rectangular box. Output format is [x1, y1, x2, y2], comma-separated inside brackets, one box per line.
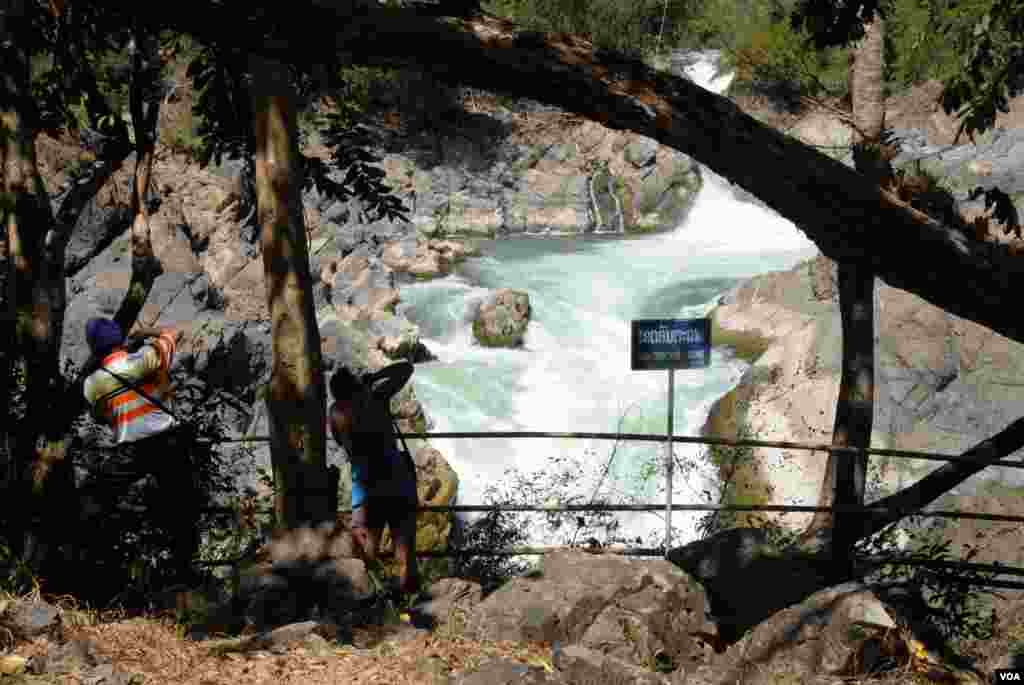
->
[83, 331, 177, 444]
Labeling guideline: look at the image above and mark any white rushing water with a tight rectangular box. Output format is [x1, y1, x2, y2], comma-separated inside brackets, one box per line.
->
[399, 53, 817, 548]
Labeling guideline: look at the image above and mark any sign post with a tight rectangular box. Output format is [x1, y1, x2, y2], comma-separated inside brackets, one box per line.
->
[630, 318, 711, 558]
[665, 367, 674, 560]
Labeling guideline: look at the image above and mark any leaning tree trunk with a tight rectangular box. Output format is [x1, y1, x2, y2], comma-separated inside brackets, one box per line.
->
[113, 29, 164, 333]
[802, 12, 885, 575]
[0, 1, 74, 570]
[249, 53, 331, 530]
[120, 3, 1024, 346]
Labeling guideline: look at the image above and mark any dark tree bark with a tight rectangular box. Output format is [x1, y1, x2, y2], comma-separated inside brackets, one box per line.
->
[1, 0, 72, 568]
[249, 53, 331, 530]
[0, 103, 12, 486]
[1, 0, 135, 576]
[113, 29, 164, 333]
[803, 13, 885, 575]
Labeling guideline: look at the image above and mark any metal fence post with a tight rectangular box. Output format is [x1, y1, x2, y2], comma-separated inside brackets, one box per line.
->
[665, 368, 675, 558]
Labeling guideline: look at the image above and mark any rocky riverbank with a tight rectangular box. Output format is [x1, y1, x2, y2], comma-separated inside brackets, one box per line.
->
[702, 78, 1024, 562]
[706, 249, 1024, 566]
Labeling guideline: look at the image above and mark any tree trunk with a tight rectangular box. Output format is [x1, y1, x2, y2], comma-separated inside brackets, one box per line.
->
[0, 103, 12, 487]
[1, 1, 73, 569]
[113, 29, 164, 333]
[804, 264, 875, 567]
[802, 13, 884, 574]
[851, 14, 886, 144]
[249, 53, 331, 530]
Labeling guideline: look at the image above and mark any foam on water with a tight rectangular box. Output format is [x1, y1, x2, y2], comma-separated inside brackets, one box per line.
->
[398, 52, 816, 548]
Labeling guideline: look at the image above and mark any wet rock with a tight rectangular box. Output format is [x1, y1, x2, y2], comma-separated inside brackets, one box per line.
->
[472, 289, 531, 347]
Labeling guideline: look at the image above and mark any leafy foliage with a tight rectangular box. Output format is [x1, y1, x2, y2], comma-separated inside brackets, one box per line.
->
[448, 438, 701, 594]
[791, 0, 1024, 140]
[968, 185, 1022, 237]
[857, 517, 998, 647]
[303, 118, 409, 224]
[790, 0, 884, 49]
[448, 502, 530, 596]
[185, 41, 408, 224]
[15, 1, 155, 153]
[692, 0, 850, 100]
[183, 44, 252, 167]
[485, 0, 700, 58]
[885, 0, 962, 85]
[941, 0, 1024, 140]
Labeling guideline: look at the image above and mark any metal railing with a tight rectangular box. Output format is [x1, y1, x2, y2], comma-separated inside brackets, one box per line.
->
[206, 429, 1024, 589]
[222, 429, 1024, 470]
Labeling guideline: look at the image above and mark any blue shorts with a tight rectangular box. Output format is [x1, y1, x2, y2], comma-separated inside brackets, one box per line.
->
[351, 445, 417, 510]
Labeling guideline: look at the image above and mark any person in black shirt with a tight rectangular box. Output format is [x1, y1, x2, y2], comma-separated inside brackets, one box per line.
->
[328, 362, 419, 596]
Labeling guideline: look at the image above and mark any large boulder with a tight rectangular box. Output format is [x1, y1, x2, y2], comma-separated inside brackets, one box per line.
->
[558, 645, 674, 685]
[235, 523, 373, 629]
[63, 178, 134, 277]
[465, 551, 717, 676]
[678, 582, 983, 685]
[472, 288, 531, 348]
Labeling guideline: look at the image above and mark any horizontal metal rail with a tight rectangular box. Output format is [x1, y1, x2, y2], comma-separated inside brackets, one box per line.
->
[218, 430, 1024, 469]
[197, 545, 1024, 590]
[414, 503, 1024, 524]
[198, 430, 1024, 592]
[202, 502, 1024, 526]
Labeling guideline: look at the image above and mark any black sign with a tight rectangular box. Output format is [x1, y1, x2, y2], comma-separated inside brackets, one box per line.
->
[631, 318, 711, 370]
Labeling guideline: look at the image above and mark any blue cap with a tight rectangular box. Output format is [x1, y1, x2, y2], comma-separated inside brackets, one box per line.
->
[85, 317, 124, 356]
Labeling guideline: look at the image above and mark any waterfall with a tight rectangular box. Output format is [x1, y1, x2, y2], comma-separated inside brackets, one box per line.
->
[399, 51, 817, 548]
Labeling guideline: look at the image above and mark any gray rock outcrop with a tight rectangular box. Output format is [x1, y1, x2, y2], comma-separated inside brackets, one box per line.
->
[465, 551, 717, 676]
[706, 252, 1024, 563]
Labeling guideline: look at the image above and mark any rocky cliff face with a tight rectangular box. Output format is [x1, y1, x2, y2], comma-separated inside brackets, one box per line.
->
[703, 82, 1024, 565]
[340, 103, 702, 239]
[706, 253, 1024, 566]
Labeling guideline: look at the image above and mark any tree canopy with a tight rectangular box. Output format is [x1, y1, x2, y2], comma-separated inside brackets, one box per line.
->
[793, 0, 1024, 141]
